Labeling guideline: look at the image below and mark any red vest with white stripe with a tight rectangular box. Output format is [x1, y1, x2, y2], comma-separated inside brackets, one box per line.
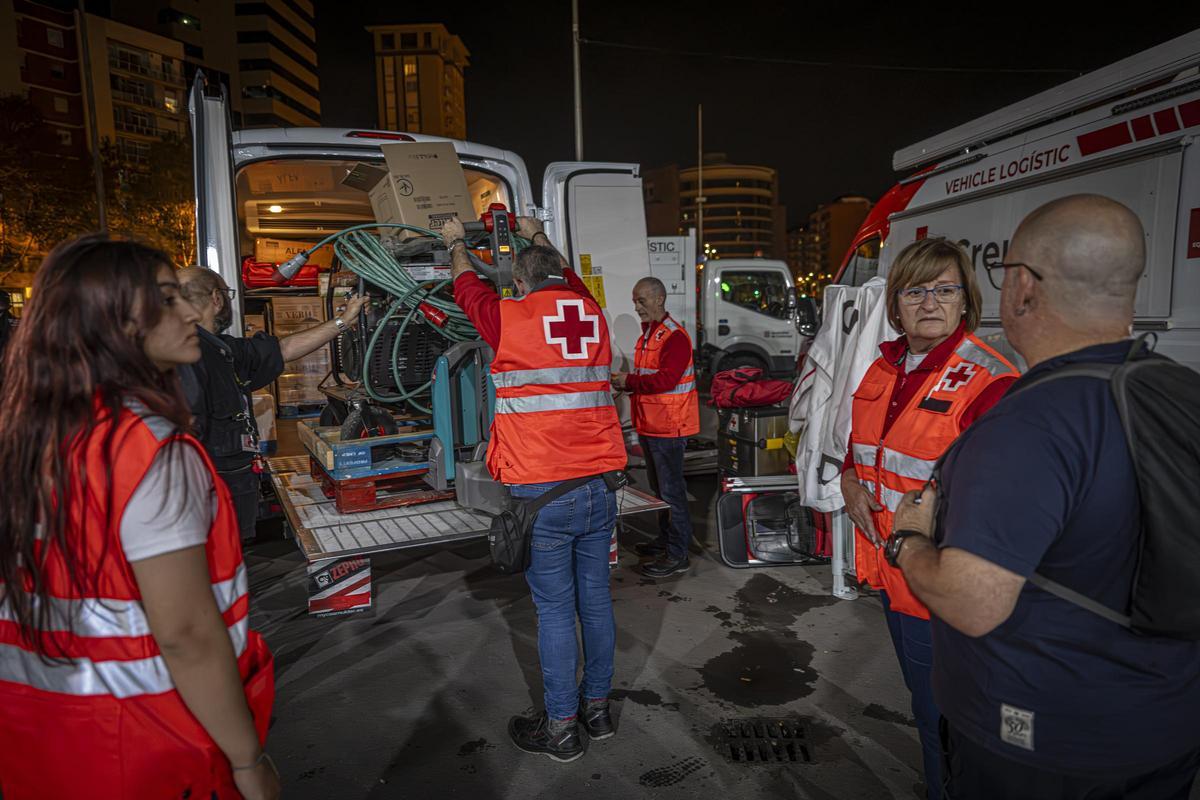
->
[0, 404, 273, 800]
[488, 285, 627, 484]
[850, 332, 1016, 618]
[632, 315, 700, 438]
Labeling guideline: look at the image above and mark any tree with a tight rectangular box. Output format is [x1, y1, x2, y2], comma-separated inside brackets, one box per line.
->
[0, 94, 197, 277]
[0, 94, 95, 276]
[104, 134, 196, 266]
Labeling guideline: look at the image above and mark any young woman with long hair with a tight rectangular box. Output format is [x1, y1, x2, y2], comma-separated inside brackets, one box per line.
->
[0, 235, 280, 800]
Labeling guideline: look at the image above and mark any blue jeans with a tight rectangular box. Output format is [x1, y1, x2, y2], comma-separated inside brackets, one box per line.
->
[880, 590, 942, 800]
[510, 477, 617, 721]
[639, 435, 693, 561]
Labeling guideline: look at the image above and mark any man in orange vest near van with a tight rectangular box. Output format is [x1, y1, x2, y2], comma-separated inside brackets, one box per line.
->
[444, 215, 626, 764]
[612, 277, 700, 578]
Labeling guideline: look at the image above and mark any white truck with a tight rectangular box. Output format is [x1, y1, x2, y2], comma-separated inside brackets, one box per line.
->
[188, 77, 671, 609]
[835, 29, 1200, 373]
[698, 257, 811, 377]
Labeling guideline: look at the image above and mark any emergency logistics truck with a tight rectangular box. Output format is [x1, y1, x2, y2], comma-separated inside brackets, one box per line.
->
[799, 29, 1200, 601]
[835, 29, 1200, 373]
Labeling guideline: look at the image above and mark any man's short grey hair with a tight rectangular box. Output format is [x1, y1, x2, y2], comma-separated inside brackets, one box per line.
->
[513, 245, 563, 287]
[177, 266, 225, 302]
[634, 276, 667, 301]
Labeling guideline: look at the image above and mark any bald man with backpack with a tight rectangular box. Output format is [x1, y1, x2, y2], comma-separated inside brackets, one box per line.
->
[887, 195, 1200, 799]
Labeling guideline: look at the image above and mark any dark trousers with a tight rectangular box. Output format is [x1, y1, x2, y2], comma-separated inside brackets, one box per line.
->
[219, 466, 260, 542]
[880, 591, 941, 800]
[639, 434, 693, 561]
[941, 717, 1200, 800]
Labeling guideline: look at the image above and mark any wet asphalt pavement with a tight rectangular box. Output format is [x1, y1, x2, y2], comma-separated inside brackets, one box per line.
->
[245, 473, 934, 799]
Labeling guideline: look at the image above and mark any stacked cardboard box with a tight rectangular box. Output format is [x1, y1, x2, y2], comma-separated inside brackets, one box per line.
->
[244, 314, 267, 338]
[251, 392, 276, 453]
[270, 296, 329, 407]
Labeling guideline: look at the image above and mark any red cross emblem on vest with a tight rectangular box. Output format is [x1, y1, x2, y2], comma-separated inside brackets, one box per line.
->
[934, 362, 977, 393]
[543, 299, 600, 360]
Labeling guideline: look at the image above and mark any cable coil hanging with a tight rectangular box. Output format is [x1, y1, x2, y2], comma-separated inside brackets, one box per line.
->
[291, 222, 527, 412]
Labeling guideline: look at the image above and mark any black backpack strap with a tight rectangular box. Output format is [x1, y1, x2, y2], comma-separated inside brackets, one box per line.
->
[1027, 573, 1132, 628]
[524, 474, 596, 514]
[1004, 363, 1120, 399]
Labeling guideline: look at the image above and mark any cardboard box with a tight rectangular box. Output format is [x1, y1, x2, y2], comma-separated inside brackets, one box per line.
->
[368, 141, 474, 237]
[254, 238, 334, 269]
[247, 162, 336, 195]
[275, 371, 327, 405]
[243, 314, 267, 338]
[251, 392, 276, 449]
[270, 297, 330, 406]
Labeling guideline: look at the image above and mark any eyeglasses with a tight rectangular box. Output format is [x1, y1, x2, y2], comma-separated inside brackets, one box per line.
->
[984, 262, 1044, 291]
[897, 284, 963, 305]
[213, 287, 236, 299]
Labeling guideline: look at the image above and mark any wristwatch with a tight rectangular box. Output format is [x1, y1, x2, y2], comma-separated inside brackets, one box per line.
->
[333, 316, 347, 332]
[884, 529, 923, 568]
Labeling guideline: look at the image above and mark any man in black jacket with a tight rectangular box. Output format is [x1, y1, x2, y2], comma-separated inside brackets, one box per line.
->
[177, 267, 367, 540]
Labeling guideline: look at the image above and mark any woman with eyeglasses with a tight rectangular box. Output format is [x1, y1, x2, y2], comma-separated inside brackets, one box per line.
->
[840, 237, 1018, 800]
[0, 236, 279, 800]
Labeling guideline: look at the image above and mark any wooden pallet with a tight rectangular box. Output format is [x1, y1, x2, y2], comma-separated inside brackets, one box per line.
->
[310, 456, 455, 514]
[297, 417, 435, 478]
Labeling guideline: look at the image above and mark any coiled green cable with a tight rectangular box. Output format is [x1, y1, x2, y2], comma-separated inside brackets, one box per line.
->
[297, 222, 530, 411]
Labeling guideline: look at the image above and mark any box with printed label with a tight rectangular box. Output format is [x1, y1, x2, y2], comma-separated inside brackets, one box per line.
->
[269, 297, 329, 405]
[243, 314, 267, 338]
[247, 162, 336, 195]
[254, 238, 334, 269]
[368, 141, 474, 238]
[251, 392, 276, 451]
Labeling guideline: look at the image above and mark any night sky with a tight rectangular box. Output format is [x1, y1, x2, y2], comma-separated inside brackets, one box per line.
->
[316, 2, 1200, 227]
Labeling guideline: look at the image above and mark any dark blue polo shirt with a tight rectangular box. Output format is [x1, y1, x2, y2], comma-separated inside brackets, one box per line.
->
[931, 340, 1200, 775]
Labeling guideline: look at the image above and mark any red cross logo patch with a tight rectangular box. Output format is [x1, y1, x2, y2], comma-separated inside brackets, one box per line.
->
[934, 363, 977, 393]
[543, 299, 600, 360]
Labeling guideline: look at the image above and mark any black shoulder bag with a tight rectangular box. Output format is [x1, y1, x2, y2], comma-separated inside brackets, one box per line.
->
[488, 471, 628, 574]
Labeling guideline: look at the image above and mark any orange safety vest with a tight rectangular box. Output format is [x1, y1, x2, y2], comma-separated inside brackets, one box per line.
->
[850, 333, 1016, 618]
[488, 285, 627, 484]
[0, 403, 273, 800]
[631, 315, 700, 438]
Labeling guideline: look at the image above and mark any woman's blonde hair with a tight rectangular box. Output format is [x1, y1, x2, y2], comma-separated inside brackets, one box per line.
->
[885, 237, 982, 333]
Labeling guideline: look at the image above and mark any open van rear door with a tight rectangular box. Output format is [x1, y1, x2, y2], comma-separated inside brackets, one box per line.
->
[541, 163, 650, 373]
[188, 72, 242, 334]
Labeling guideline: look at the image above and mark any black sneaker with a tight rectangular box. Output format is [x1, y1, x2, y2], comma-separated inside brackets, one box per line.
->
[508, 712, 584, 763]
[634, 541, 667, 557]
[642, 556, 690, 578]
[578, 699, 615, 740]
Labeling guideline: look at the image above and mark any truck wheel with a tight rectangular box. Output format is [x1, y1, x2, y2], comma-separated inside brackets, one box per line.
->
[717, 351, 766, 374]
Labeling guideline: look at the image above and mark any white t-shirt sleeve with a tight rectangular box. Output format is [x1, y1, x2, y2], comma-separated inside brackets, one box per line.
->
[120, 440, 215, 562]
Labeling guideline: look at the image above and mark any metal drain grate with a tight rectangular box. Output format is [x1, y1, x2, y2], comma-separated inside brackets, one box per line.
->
[714, 718, 812, 764]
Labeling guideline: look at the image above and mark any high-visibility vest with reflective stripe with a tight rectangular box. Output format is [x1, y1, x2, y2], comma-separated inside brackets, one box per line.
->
[488, 287, 627, 484]
[849, 332, 1016, 618]
[0, 404, 273, 800]
[631, 315, 700, 438]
